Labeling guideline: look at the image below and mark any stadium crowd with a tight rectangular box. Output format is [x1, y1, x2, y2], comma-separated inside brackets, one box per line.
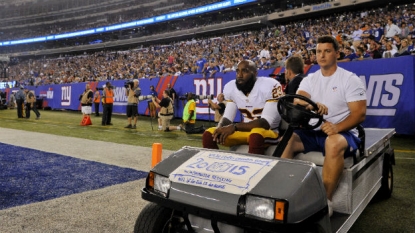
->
[0, 0, 329, 41]
[2, 3, 415, 87]
[0, 0, 226, 41]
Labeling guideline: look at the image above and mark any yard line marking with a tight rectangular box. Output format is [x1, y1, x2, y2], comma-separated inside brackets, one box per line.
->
[395, 157, 415, 160]
[395, 149, 415, 153]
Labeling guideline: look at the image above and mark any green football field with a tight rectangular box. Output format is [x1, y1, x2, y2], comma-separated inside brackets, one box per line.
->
[0, 108, 414, 233]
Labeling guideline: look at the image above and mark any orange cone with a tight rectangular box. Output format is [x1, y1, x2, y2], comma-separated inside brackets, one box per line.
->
[81, 116, 88, 126]
[85, 115, 92, 125]
[151, 143, 162, 168]
[81, 115, 93, 126]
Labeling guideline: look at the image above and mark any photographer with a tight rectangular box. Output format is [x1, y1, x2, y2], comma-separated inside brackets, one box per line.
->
[101, 82, 114, 126]
[125, 79, 141, 129]
[207, 93, 226, 125]
[152, 90, 175, 132]
[25, 88, 41, 119]
[79, 83, 93, 118]
[8, 93, 16, 109]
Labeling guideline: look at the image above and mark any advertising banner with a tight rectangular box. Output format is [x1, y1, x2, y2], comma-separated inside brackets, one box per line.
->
[5, 56, 415, 135]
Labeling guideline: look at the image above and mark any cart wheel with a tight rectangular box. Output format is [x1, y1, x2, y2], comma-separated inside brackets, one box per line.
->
[378, 154, 393, 199]
[134, 203, 173, 233]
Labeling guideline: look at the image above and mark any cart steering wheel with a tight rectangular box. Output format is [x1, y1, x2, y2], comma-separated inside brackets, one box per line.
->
[277, 94, 324, 130]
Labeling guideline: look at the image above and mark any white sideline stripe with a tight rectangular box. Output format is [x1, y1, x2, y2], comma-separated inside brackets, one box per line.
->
[395, 157, 415, 160]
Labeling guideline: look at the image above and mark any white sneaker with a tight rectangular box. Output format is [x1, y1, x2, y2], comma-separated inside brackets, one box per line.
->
[327, 199, 333, 217]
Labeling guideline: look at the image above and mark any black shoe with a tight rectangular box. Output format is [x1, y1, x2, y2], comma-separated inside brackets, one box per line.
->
[132, 125, 136, 129]
[107, 123, 113, 126]
[102, 123, 106, 126]
[125, 124, 132, 129]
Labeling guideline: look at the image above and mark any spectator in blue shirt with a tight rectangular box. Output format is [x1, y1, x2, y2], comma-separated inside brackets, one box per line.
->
[182, 66, 192, 75]
[258, 57, 271, 70]
[195, 55, 207, 74]
[339, 47, 358, 62]
[204, 62, 219, 78]
[361, 23, 373, 39]
[373, 22, 384, 42]
[355, 46, 372, 60]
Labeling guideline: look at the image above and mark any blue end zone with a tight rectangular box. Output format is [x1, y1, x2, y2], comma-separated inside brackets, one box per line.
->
[0, 143, 148, 210]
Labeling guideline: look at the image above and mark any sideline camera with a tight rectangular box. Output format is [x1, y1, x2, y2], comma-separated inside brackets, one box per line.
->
[179, 93, 214, 100]
[124, 81, 134, 89]
[138, 95, 153, 101]
[196, 94, 214, 100]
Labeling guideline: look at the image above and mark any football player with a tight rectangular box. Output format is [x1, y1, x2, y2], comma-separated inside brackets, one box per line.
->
[202, 60, 284, 155]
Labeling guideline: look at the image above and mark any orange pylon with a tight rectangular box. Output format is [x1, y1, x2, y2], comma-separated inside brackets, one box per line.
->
[151, 143, 162, 168]
[81, 115, 92, 126]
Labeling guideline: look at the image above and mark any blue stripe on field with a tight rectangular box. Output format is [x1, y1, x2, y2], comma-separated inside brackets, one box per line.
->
[0, 143, 148, 210]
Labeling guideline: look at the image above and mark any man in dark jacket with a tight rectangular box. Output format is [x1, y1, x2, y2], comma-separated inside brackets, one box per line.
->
[284, 56, 306, 95]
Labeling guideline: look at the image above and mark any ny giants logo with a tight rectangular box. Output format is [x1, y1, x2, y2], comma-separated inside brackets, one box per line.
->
[193, 78, 223, 114]
[61, 86, 71, 106]
[361, 74, 403, 116]
[112, 87, 128, 106]
[193, 74, 403, 117]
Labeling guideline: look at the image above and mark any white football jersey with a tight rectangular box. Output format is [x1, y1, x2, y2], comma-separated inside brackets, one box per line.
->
[223, 77, 283, 128]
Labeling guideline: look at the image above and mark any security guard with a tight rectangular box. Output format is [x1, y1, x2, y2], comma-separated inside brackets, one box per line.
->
[94, 89, 101, 116]
[101, 82, 114, 126]
[15, 86, 26, 118]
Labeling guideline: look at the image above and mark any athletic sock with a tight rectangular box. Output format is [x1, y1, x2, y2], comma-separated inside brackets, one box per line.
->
[202, 131, 219, 149]
[248, 133, 265, 155]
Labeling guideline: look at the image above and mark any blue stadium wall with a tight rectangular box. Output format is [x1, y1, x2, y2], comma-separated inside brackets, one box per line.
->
[4, 56, 415, 135]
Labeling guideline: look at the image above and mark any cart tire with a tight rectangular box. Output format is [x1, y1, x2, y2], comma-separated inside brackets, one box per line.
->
[134, 203, 173, 233]
[378, 155, 393, 199]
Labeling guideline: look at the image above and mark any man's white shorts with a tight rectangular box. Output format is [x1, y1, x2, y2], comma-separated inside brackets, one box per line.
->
[82, 106, 92, 115]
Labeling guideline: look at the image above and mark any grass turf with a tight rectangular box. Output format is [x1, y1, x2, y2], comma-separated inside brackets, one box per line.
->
[0, 108, 218, 151]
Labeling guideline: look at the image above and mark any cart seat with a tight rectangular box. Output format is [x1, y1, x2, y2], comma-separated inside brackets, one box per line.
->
[231, 145, 355, 168]
[230, 125, 364, 168]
